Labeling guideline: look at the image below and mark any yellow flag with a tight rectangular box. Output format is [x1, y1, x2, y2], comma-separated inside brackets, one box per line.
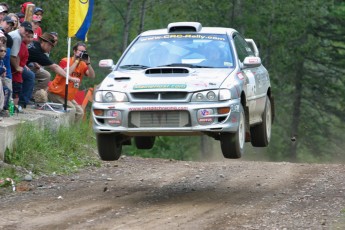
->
[68, 0, 94, 40]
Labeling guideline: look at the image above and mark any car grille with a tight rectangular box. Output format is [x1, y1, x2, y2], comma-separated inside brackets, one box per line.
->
[129, 111, 190, 128]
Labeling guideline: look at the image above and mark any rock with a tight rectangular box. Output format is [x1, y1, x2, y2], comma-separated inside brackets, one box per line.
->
[23, 174, 32, 181]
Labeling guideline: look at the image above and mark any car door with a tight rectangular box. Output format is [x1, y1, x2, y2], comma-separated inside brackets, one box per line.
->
[233, 34, 263, 123]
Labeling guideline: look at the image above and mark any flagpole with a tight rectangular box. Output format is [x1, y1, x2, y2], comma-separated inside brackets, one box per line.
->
[64, 37, 72, 111]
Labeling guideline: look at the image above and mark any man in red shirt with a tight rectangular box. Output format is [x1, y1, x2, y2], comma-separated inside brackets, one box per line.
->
[48, 42, 95, 122]
[12, 30, 34, 105]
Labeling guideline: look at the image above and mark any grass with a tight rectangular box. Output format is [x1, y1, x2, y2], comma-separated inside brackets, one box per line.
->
[0, 122, 100, 189]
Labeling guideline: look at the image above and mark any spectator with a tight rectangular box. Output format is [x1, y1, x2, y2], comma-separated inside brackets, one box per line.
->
[27, 32, 73, 105]
[31, 15, 41, 40]
[9, 21, 34, 108]
[33, 7, 43, 21]
[9, 21, 33, 73]
[12, 31, 33, 106]
[48, 42, 95, 122]
[19, 2, 33, 23]
[0, 16, 14, 92]
[0, 42, 11, 114]
[7, 13, 19, 30]
[0, 4, 8, 21]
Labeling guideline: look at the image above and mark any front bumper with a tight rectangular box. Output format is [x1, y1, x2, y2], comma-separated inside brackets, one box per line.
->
[92, 99, 241, 136]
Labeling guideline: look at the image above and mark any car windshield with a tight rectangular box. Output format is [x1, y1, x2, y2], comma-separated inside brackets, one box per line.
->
[119, 34, 234, 69]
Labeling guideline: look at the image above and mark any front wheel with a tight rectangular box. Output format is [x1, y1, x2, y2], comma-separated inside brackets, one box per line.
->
[250, 96, 272, 147]
[96, 133, 123, 161]
[220, 104, 245, 159]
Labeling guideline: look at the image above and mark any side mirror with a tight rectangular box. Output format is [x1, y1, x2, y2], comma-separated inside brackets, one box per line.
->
[243, 56, 261, 68]
[99, 59, 114, 68]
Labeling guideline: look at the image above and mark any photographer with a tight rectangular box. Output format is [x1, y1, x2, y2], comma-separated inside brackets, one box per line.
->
[48, 42, 95, 122]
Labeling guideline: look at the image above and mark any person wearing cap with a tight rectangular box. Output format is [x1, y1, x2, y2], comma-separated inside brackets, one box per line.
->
[12, 31, 33, 106]
[33, 7, 43, 21]
[7, 13, 19, 30]
[0, 4, 8, 21]
[48, 42, 95, 122]
[31, 15, 42, 41]
[9, 21, 34, 107]
[9, 21, 32, 74]
[26, 32, 75, 106]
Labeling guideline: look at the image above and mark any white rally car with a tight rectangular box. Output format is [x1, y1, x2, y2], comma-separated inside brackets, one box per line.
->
[92, 22, 274, 161]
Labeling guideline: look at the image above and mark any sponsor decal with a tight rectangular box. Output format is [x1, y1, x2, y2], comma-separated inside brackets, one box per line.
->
[200, 109, 211, 116]
[198, 118, 213, 122]
[133, 84, 187, 90]
[140, 34, 226, 41]
[237, 72, 245, 80]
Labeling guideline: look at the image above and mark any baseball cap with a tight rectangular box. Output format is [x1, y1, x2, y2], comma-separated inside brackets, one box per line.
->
[0, 6, 8, 13]
[3, 16, 14, 26]
[34, 7, 44, 14]
[20, 21, 33, 32]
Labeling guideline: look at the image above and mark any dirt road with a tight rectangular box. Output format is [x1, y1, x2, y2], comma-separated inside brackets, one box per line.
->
[1, 156, 345, 229]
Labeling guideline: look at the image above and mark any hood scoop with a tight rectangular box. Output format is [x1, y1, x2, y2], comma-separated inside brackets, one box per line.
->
[145, 67, 190, 75]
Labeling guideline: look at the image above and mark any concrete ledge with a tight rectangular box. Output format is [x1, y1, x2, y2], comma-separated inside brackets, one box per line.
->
[0, 107, 75, 160]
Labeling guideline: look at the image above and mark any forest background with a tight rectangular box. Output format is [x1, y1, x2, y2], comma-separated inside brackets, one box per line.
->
[5, 0, 345, 163]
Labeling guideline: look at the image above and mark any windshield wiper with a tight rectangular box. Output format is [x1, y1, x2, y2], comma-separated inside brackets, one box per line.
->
[119, 64, 149, 70]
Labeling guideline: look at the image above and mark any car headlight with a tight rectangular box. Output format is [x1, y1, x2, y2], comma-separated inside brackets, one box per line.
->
[219, 89, 231, 101]
[192, 90, 217, 102]
[94, 91, 128, 102]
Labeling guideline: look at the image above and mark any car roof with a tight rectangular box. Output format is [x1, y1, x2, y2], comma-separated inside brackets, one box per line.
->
[140, 22, 238, 37]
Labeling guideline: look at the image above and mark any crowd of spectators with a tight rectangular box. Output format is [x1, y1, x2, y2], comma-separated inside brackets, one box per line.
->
[0, 2, 95, 122]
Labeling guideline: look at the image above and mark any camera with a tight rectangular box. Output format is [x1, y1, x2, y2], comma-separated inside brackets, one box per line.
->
[78, 51, 89, 60]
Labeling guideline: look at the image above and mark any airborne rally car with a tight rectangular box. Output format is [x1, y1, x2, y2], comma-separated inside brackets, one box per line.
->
[92, 22, 273, 161]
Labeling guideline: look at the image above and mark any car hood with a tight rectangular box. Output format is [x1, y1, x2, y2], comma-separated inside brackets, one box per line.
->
[100, 67, 235, 92]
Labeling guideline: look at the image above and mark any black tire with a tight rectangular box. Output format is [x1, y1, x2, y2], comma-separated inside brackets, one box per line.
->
[220, 104, 245, 159]
[135, 136, 156, 149]
[96, 133, 122, 161]
[250, 96, 272, 147]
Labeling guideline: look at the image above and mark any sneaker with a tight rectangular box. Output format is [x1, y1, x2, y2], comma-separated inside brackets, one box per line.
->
[0, 110, 10, 117]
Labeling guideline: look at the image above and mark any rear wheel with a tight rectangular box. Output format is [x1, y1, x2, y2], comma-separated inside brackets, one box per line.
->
[250, 96, 272, 147]
[96, 133, 122, 161]
[135, 136, 156, 149]
[220, 104, 245, 159]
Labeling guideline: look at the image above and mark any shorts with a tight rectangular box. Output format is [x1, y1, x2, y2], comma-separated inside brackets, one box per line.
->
[12, 82, 22, 98]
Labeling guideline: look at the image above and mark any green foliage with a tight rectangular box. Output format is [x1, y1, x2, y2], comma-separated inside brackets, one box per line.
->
[4, 123, 100, 175]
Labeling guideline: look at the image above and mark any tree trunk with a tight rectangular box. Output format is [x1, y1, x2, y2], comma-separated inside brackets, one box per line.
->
[122, 0, 134, 52]
[138, 0, 147, 34]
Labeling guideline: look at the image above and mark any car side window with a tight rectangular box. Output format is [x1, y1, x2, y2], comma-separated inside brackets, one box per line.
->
[233, 34, 254, 62]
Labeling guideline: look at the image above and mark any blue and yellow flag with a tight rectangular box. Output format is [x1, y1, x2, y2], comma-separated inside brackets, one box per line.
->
[68, 0, 94, 41]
